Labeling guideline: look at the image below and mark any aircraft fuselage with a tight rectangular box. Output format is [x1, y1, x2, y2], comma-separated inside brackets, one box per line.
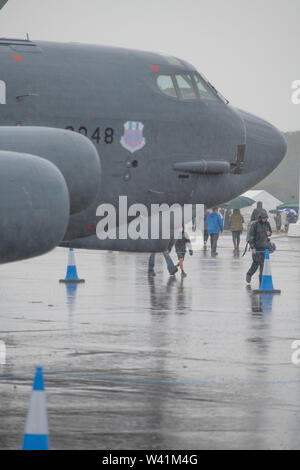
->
[0, 39, 287, 246]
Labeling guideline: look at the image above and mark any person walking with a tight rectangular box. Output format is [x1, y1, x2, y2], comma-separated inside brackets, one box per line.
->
[224, 209, 232, 231]
[281, 210, 289, 232]
[206, 207, 223, 257]
[247, 201, 263, 242]
[229, 209, 244, 251]
[203, 209, 210, 248]
[250, 201, 263, 222]
[175, 226, 193, 277]
[274, 211, 282, 233]
[246, 209, 272, 286]
[148, 240, 178, 277]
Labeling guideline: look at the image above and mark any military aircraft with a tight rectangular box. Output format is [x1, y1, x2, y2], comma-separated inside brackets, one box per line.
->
[0, 0, 287, 262]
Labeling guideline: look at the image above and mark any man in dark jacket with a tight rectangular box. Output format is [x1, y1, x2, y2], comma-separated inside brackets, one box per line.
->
[175, 226, 193, 277]
[246, 209, 272, 286]
[250, 201, 263, 222]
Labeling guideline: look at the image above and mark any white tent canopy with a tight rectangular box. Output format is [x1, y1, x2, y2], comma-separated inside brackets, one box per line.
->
[238, 190, 283, 230]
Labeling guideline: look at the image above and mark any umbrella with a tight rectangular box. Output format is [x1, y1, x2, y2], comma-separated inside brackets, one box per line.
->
[282, 208, 297, 215]
[226, 196, 255, 210]
[277, 201, 299, 211]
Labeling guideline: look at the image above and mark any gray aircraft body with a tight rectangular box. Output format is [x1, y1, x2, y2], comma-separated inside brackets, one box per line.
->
[0, 32, 287, 261]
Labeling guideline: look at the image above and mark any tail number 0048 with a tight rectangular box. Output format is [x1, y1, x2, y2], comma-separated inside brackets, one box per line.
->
[65, 126, 114, 144]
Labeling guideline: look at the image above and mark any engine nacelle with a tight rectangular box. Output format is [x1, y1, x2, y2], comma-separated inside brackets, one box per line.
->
[0, 151, 70, 263]
[0, 126, 101, 215]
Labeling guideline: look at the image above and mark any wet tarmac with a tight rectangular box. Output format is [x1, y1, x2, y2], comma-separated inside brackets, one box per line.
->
[1, 231, 300, 450]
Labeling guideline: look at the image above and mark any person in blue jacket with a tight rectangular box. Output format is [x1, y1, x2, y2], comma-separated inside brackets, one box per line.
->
[206, 207, 223, 257]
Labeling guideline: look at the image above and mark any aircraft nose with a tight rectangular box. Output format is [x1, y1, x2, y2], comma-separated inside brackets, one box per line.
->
[237, 109, 287, 174]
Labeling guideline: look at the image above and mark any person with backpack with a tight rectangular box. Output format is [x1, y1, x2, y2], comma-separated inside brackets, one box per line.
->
[246, 209, 272, 286]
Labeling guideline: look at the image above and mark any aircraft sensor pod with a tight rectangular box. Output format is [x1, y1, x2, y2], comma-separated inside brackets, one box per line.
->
[173, 160, 231, 175]
[0, 80, 6, 104]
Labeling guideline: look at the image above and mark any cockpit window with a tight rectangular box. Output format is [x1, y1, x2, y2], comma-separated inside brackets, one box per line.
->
[156, 72, 226, 103]
[194, 73, 218, 101]
[157, 75, 178, 98]
[175, 74, 198, 100]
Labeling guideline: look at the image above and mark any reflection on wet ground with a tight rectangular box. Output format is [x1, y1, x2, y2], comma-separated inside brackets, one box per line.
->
[1, 233, 300, 449]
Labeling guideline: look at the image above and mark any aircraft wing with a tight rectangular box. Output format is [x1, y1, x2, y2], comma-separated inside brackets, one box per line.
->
[0, 0, 8, 10]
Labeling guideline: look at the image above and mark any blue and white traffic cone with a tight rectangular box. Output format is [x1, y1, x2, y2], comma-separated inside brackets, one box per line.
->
[253, 250, 281, 294]
[59, 248, 85, 283]
[22, 366, 49, 450]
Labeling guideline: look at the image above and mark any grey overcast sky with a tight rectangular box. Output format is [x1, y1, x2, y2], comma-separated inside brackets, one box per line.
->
[0, 0, 299, 131]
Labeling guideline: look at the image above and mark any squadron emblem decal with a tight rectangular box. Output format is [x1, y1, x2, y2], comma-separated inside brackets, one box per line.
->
[120, 121, 146, 153]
